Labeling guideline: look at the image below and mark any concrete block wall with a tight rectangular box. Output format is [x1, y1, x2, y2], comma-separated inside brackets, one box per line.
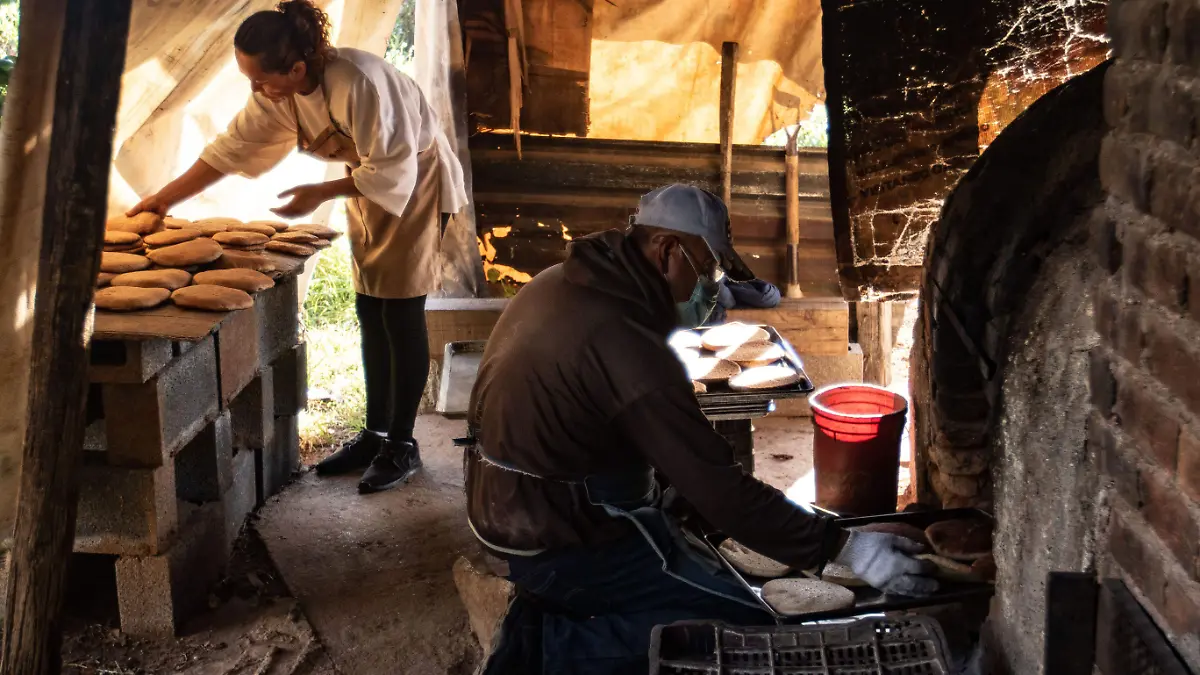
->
[1090, 0, 1200, 663]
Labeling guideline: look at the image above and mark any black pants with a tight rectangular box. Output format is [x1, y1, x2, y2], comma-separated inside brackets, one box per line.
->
[355, 294, 430, 442]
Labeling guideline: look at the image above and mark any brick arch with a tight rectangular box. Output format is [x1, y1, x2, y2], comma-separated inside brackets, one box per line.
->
[911, 60, 1112, 509]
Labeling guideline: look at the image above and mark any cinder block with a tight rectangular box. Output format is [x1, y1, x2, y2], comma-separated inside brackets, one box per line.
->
[257, 277, 300, 364]
[89, 338, 173, 384]
[272, 343, 307, 416]
[775, 344, 865, 417]
[223, 449, 257, 553]
[174, 412, 233, 504]
[216, 308, 261, 406]
[103, 336, 219, 466]
[260, 415, 300, 504]
[231, 369, 275, 454]
[115, 502, 226, 638]
[75, 461, 177, 556]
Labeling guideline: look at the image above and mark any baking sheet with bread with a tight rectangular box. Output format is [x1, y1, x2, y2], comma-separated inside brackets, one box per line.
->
[669, 321, 807, 393]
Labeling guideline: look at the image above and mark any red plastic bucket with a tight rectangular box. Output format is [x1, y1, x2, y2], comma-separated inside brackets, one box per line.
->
[810, 383, 908, 516]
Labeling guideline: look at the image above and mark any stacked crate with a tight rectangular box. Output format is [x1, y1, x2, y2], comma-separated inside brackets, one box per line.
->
[64, 277, 307, 637]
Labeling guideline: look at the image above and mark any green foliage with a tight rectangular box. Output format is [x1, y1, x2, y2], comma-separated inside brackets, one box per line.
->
[384, 0, 415, 72]
[303, 236, 358, 329]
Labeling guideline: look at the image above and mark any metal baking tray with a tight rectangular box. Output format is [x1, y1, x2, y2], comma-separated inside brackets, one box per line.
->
[692, 324, 815, 408]
[702, 508, 995, 623]
[436, 340, 487, 417]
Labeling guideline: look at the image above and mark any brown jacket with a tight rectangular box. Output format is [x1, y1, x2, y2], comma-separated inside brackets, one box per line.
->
[465, 230, 841, 569]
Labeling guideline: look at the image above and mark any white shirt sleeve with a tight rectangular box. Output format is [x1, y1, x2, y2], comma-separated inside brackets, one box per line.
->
[200, 93, 297, 178]
[342, 74, 420, 219]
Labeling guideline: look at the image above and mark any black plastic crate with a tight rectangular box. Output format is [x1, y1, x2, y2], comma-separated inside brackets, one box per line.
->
[650, 617, 951, 674]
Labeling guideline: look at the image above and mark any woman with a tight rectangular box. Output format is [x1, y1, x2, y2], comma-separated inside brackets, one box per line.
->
[130, 0, 468, 494]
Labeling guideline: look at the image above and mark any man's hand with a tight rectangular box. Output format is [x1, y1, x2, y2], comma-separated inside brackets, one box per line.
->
[127, 193, 171, 217]
[272, 183, 332, 218]
[834, 530, 938, 596]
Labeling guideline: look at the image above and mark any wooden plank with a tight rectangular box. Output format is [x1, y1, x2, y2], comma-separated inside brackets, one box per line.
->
[856, 301, 894, 386]
[719, 41, 739, 206]
[2, 0, 133, 672]
[426, 299, 508, 362]
[726, 299, 849, 356]
[93, 305, 230, 342]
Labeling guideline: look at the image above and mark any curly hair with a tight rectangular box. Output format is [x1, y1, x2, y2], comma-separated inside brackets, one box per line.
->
[234, 0, 335, 74]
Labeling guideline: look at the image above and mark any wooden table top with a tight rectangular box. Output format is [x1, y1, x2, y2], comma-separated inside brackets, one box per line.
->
[92, 250, 310, 342]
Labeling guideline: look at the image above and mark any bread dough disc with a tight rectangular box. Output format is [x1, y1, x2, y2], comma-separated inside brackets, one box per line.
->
[717, 340, 786, 365]
[855, 522, 930, 547]
[213, 231, 270, 247]
[692, 380, 707, 395]
[819, 562, 868, 587]
[247, 219, 290, 233]
[172, 285, 254, 311]
[760, 578, 856, 616]
[94, 286, 170, 311]
[672, 346, 701, 364]
[194, 217, 242, 236]
[668, 329, 705, 350]
[144, 229, 201, 247]
[310, 238, 332, 249]
[212, 250, 279, 275]
[718, 539, 791, 578]
[701, 322, 770, 351]
[193, 269, 275, 293]
[917, 554, 978, 583]
[146, 238, 224, 267]
[224, 244, 268, 252]
[163, 216, 194, 230]
[287, 223, 338, 239]
[104, 231, 141, 246]
[101, 251, 151, 274]
[272, 230, 319, 244]
[106, 212, 162, 235]
[229, 221, 279, 237]
[728, 364, 801, 391]
[925, 519, 993, 561]
[110, 269, 192, 291]
[104, 244, 145, 254]
[96, 272, 115, 287]
[266, 240, 317, 257]
[686, 357, 741, 383]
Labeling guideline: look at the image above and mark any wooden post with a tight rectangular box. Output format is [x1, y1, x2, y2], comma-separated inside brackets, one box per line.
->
[1, 0, 132, 672]
[784, 128, 804, 298]
[719, 41, 738, 206]
[504, 0, 525, 159]
[856, 301, 894, 386]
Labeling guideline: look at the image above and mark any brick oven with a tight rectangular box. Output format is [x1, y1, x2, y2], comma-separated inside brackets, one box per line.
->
[910, 1, 1200, 672]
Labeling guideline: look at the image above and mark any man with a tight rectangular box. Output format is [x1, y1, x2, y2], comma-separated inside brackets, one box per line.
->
[465, 184, 936, 675]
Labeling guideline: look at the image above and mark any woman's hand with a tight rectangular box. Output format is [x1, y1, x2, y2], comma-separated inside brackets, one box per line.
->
[127, 193, 172, 217]
[272, 183, 332, 218]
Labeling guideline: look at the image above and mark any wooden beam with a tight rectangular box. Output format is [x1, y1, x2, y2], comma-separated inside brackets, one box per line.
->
[719, 41, 739, 206]
[785, 127, 804, 299]
[856, 301, 894, 386]
[1, 0, 132, 672]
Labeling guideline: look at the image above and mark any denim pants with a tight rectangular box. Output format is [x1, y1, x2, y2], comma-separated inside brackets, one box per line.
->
[482, 511, 773, 675]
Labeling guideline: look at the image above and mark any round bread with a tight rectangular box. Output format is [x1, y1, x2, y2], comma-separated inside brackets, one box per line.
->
[272, 230, 319, 244]
[192, 269, 275, 293]
[94, 286, 170, 311]
[194, 217, 242, 236]
[760, 579, 856, 616]
[144, 229, 201, 247]
[717, 340, 786, 365]
[701, 322, 771, 351]
[229, 221, 279, 237]
[917, 553, 978, 583]
[668, 330, 705, 350]
[855, 522, 930, 547]
[104, 231, 141, 246]
[686, 357, 741, 383]
[104, 243, 145, 254]
[247, 219, 290, 233]
[692, 380, 707, 395]
[266, 240, 317, 257]
[110, 269, 192, 291]
[172, 285, 254, 312]
[212, 250, 279, 275]
[146, 238, 224, 268]
[925, 519, 993, 561]
[288, 223, 338, 239]
[101, 251, 151, 274]
[820, 562, 868, 588]
[96, 272, 115, 287]
[106, 212, 162, 235]
[213, 231, 270, 247]
[310, 238, 332, 249]
[163, 216, 194, 230]
[728, 364, 801, 391]
[672, 346, 701, 363]
[718, 539, 791, 578]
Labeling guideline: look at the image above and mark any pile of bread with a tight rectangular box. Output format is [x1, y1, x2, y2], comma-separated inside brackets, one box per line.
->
[717, 516, 995, 616]
[669, 322, 802, 394]
[96, 212, 338, 313]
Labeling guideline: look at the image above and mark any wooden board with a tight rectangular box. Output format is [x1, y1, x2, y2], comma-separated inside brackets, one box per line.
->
[426, 298, 508, 362]
[725, 298, 849, 356]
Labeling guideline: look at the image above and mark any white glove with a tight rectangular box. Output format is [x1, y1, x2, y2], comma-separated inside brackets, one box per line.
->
[834, 530, 939, 596]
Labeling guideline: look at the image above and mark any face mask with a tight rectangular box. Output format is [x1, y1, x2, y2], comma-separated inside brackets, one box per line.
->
[675, 276, 720, 328]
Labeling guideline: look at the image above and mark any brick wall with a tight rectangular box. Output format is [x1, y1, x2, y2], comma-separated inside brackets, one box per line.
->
[1092, 0, 1200, 662]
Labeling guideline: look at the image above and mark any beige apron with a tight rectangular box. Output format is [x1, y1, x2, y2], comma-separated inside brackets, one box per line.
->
[290, 87, 441, 299]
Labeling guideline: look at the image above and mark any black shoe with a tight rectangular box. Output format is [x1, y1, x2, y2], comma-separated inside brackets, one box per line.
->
[315, 430, 385, 476]
[358, 439, 423, 494]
